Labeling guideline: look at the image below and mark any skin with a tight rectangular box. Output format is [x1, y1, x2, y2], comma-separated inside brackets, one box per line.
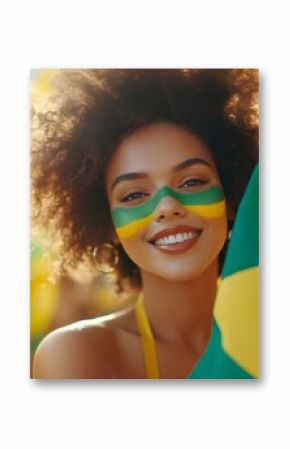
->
[33, 121, 228, 379]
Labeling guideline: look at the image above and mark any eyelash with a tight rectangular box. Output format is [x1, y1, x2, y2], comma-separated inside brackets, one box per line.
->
[120, 191, 150, 202]
[120, 179, 208, 202]
[178, 178, 208, 189]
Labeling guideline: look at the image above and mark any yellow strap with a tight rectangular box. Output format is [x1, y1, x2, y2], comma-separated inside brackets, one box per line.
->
[134, 293, 160, 379]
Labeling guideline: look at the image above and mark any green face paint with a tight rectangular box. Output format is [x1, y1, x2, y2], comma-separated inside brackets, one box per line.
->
[112, 185, 225, 239]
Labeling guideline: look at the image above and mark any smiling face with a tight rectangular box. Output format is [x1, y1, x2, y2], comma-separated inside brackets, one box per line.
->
[106, 122, 228, 282]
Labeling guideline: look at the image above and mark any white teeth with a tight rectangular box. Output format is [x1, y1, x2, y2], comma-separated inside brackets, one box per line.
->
[154, 231, 200, 246]
[168, 235, 176, 244]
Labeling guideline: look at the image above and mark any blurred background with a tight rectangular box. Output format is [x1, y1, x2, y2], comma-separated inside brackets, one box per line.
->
[30, 70, 133, 375]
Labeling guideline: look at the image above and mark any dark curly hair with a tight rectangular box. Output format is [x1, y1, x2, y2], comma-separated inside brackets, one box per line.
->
[31, 68, 259, 290]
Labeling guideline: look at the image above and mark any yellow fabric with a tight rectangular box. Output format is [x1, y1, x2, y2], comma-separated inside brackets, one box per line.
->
[134, 294, 160, 379]
[214, 267, 259, 378]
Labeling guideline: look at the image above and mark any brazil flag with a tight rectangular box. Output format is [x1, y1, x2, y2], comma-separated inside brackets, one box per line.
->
[187, 164, 259, 379]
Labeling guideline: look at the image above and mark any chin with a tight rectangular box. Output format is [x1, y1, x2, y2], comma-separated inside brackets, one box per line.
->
[143, 260, 213, 283]
[122, 243, 221, 284]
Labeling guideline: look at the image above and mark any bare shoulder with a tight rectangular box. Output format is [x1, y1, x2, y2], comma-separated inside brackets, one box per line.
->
[32, 316, 120, 379]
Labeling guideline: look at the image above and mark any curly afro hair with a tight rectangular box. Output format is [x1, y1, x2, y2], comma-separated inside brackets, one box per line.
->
[31, 68, 259, 290]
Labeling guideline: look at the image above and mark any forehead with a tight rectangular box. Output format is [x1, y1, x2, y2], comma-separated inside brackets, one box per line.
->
[106, 122, 216, 182]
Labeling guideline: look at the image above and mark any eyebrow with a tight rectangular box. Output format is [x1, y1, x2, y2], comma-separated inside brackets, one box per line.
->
[110, 157, 214, 192]
[173, 157, 214, 172]
[110, 172, 148, 192]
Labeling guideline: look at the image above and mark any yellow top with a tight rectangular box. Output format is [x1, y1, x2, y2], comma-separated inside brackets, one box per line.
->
[134, 293, 160, 379]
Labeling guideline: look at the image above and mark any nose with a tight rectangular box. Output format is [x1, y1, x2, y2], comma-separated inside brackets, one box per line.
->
[153, 196, 187, 223]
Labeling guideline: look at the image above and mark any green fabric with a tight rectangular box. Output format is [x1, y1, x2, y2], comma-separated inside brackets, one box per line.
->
[187, 164, 259, 379]
[112, 185, 224, 227]
[222, 165, 259, 279]
[186, 319, 254, 379]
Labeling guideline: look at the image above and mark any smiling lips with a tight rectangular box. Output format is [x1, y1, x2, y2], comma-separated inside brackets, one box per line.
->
[148, 225, 203, 254]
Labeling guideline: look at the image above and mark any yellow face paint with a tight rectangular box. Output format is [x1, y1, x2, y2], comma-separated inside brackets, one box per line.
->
[111, 185, 225, 239]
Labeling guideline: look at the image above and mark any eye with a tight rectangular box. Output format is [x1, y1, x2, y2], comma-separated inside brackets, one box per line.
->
[120, 191, 150, 203]
[178, 178, 208, 190]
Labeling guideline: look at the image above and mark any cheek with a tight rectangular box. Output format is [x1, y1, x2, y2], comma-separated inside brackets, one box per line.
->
[205, 216, 228, 254]
[118, 234, 147, 266]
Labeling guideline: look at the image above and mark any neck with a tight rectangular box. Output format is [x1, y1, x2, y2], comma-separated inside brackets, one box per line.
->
[140, 260, 218, 348]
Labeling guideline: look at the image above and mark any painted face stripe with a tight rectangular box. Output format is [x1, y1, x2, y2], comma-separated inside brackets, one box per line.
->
[115, 201, 226, 239]
[116, 214, 154, 239]
[185, 200, 226, 219]
[112, 185, 224, 228]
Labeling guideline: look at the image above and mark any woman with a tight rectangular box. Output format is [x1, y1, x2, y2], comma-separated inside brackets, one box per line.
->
[31, 69, 258, 379]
